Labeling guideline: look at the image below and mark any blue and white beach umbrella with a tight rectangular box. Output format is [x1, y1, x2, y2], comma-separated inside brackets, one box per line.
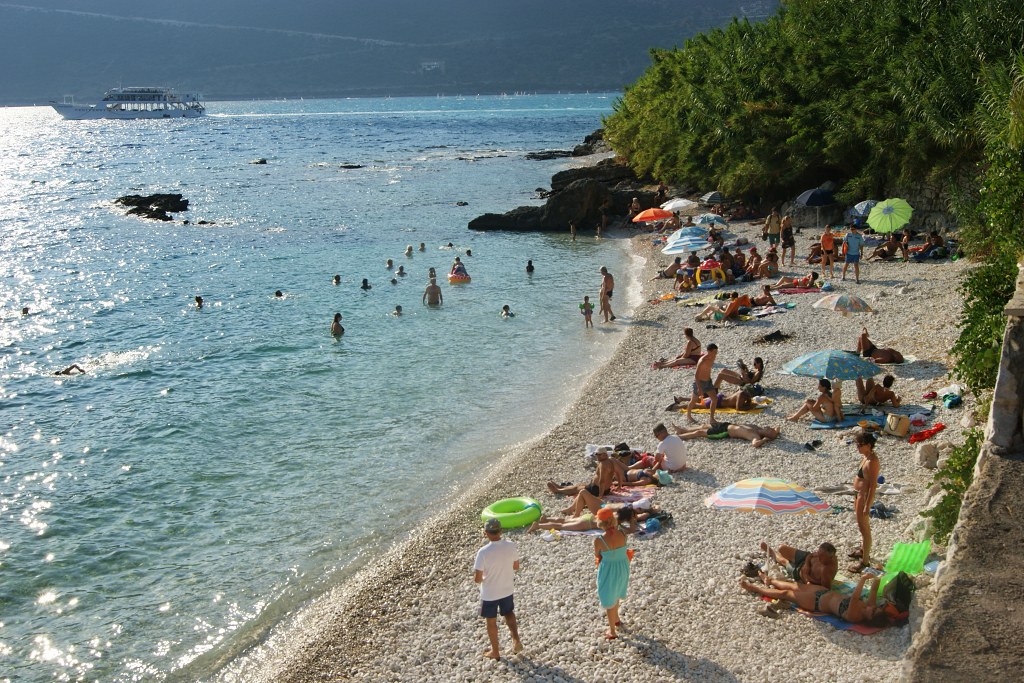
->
[781, 349, 881, 380]
[693, 213, 727, 226]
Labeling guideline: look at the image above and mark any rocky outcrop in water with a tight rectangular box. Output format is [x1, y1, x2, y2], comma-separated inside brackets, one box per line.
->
[115, 193, 189, 222]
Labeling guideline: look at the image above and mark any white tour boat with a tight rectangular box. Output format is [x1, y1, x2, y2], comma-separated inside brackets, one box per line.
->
[51, 87, 205, 120]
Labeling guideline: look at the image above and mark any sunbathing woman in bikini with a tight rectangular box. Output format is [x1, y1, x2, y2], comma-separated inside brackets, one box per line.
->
[714, 357, 764, 390]
[857, 327, 904, 364]
[773, 271, 819, 289]
[856, 374, 901, 407]
[738, 573, 891, 627]
[653, 328, 701, 368]
[786, 378, 843, 423]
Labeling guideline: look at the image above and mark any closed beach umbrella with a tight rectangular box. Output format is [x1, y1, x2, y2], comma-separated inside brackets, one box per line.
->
[693, 213, 727, 226]
[867, 198, 914, 233]
[633, 207, 674, 223]
[705, 478, 830, 515]
[781, 349, 881, 380]
[700, 191, 725, 204]
[661, 197, 699, 213]
[812, 293, 874, 316]
[850, 199, 878, 218]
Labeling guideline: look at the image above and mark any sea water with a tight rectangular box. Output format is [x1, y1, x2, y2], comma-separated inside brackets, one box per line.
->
[0, 94, 637, 681]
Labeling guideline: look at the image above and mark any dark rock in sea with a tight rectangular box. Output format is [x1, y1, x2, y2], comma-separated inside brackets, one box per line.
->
[339, 164, 364, 169]
[115, 193, 189, 221]
[550, 158, 636, 192]
[469, 178, 609, 231]
[251, 158, 268, 164]
[571, 128, 612, 156]
[197, 220, 214, 225]
[455, 201, 469, 206]
[525, 150, 574, 160]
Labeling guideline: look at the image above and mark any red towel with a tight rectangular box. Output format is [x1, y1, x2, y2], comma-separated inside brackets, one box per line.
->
[909, 423, 945, 444]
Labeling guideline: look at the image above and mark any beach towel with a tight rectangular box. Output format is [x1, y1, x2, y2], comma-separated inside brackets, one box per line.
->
[809, 415, 884, 430]
[776, 287, 822, 294]
[681, 404, 768, 415]
[751, 304, 793, 317]
[759, 596, 885, 634]
[908, 423, 945, 443]
[604, 486, 658, 504]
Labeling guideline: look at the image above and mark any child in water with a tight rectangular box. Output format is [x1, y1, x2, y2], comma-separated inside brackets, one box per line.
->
[501, 305, 514, 318]
[580, 296, 594, 328]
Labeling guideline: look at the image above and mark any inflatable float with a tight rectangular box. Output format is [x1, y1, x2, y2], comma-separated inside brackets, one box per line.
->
[481, 497, 541, 529]
[448, 272, 471, 283]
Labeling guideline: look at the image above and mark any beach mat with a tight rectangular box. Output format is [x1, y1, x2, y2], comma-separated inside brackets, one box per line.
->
[810, 416, 884, 430]
[605, 486, 658, 504]
[759, 596, 885, 634]
[776, 287, 822, 294]
[680, 405, 767, 415]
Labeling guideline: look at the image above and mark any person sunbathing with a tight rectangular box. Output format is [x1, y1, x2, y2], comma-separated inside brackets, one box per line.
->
[652, 257, 683, 280]
[528, 505, 645, 534]
[857, 327, 904, 364]
[869, 234, 901, 260]
[755, 252, 780, 280]
[806, 241, 823, 264]
[738, 573, 891, 628]
[752, 285, 777, 307]
[714, 358, 763, 390]
[786, 378, 843, 423]
[758, 541, 838, 587]
[547, 449, 625, 498]
[672, 421, 780, 448]
[695, 292, 752, 322]
[653, 328, 701, 368]
[773, 271, 819, 289]
[674, 272, 697, 292]
[856, 375, 901, 407]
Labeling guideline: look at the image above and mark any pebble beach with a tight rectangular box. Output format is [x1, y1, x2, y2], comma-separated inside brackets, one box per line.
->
[225, 219, 971, 683]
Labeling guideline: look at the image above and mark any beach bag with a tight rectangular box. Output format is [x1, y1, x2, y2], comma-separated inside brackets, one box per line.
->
[884, 413, 910, 437]
[883, 571, 916, 614]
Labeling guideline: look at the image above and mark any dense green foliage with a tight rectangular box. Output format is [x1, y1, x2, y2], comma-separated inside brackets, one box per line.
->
[922, 428, 985, 545]
[604, 0, 1024, 203]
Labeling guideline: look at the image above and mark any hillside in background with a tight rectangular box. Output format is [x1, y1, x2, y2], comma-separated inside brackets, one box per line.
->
[0, 0, 775, 104]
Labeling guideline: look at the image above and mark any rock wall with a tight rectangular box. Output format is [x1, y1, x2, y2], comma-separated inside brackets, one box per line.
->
[903, 265, 1024, 681]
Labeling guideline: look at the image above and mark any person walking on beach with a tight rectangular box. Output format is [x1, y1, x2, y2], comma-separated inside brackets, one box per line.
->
[685, 343, 719, 425]
[820, 225, 836, 278]
[599, 267, 615, 323]
[580, 295, 594, 328]
[780, 213, 796, 265]
[841, 224, 864, 283]
[594, 508, 631, 640]
[474, 518, 523, 659]
[422, 278, 443, 306]
[849, 431, 880, 573]
[764, 208, 782, 247]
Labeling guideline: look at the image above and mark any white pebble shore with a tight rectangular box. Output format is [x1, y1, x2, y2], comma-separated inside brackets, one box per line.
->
[224, 221, 971, 683]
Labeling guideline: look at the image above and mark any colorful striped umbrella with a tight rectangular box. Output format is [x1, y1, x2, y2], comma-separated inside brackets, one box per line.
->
[705, 478, 830, 515]
[812, 293, 874, 316]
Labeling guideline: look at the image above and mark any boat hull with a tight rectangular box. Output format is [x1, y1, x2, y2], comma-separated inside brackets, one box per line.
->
[51, 103, 204, 120]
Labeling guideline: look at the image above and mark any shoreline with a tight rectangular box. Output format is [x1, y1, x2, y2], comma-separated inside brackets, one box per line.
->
[221, 230, 971, 682]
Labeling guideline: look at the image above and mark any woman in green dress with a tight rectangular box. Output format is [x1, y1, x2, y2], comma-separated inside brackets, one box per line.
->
[594, 507, 631, 639]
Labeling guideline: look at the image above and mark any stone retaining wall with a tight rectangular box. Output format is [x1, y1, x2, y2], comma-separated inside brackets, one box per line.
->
[903, 264, 1024, 681]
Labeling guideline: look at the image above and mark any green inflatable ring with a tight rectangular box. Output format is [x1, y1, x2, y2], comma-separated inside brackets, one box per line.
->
[481, 497, 542, 529]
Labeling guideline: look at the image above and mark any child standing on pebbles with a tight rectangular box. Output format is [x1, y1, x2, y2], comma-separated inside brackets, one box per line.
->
[473, 518, 523, 659]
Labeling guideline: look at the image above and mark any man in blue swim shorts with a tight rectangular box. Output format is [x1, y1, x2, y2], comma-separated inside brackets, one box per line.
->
[474, 518, 523, 659]
[841, 224, 864, 284]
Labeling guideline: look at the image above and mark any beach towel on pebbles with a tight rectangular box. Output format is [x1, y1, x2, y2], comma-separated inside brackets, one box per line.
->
[810, 416, 884, 430]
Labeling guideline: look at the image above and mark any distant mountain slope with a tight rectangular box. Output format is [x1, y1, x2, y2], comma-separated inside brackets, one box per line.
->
[0, 0, 776, 103]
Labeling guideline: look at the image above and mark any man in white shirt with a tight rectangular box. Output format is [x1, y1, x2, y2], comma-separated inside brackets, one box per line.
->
[653, 422, 688, 472]
[473, 518, 523, 659]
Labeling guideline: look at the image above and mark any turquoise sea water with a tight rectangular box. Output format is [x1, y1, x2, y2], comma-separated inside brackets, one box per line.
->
[0, 94, 636, 681]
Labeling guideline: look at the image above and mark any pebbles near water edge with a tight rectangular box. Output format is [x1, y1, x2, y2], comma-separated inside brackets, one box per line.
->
[227, 224, 971, 683]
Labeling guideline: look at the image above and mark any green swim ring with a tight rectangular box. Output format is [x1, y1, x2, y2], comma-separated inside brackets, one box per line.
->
[481, 497, 542, 529]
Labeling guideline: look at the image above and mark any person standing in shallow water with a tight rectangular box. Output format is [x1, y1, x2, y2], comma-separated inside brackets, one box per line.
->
[330, 313, 344, 337]
[526, 260, 534, 274]
[599, 266, 615, 323]
[423, 278, 443, 306]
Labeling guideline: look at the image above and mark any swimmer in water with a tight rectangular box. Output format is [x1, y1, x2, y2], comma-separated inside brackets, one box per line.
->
[466, 249, 473, 257]
[393, 305, 403, 316]
[390, 278, 398, 285]
[445, 242, 454, 249]
[526, 260, 535, 274]
[397, 265, 407, 276]
[331, 313, 345, 337]
[275, 290, 284, 298]
[54, 364, 86, 375]
[386, 259, 394, 270]
[360, 278, 372, 290]
[22, 306, 30, 315]
[423, 278, 443, 306]
[333, 274, 341, 285]
[195, 295, 203, 309]
[405, 245, 413, 256]
[428, 267, 437, 279]
[501, 305, 514, 318]
[419, 242, 426, 252]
